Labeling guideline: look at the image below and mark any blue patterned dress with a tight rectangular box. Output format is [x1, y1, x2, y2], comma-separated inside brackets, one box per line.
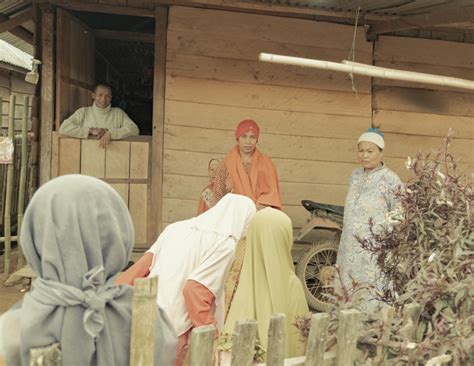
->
[336, 165, 402, 311]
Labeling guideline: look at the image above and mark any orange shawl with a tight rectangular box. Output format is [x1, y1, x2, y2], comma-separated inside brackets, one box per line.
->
[224, 145, 281, 209]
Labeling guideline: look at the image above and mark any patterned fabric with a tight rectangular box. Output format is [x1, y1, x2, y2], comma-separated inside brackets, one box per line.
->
[202, 187, 213, 207]
[212, 161, 252, 204]
[336, 165, 402, 311]
[223, 238, 247, 318]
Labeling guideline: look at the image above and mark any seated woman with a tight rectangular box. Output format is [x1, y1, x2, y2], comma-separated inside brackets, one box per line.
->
[213, 119, 282, 210]
[220, 208, 309, 362]
[0, 175, 177, 366]
[116, 193, 256, 365]
[197, 158, 221, 214]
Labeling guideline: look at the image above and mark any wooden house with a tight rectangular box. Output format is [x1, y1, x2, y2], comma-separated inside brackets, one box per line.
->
[1, 0, 473, 251]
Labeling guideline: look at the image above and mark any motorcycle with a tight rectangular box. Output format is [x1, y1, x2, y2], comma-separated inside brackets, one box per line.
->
[292, 200, 344, 312]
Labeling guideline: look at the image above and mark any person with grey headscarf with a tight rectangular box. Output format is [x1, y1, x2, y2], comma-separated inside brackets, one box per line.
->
[0, 175, 177, 366]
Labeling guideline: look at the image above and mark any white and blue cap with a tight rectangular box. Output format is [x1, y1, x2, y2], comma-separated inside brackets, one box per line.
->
[358, 127, 385, 150]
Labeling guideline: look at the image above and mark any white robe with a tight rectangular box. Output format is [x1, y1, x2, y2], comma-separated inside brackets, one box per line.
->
[147, 193, 256, 336]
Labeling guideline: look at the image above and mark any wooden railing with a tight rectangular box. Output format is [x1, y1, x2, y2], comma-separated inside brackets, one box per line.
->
[51, 133, 152, 248]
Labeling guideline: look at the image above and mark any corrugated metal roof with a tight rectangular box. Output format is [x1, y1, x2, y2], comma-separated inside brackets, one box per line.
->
[0, 1, 33, 55]
[0, 31, 33, 54]
[0, 39, 32, 70]
[0, 0, 30, 15]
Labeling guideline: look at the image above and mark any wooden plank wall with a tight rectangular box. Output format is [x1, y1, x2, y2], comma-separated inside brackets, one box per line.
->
[373, 36, 474, 181]
[163, 6, 373, 229]
[0, 72, 34, 130]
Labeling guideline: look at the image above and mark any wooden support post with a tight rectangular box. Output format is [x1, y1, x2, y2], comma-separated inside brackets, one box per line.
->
[149, 6, 168, 242]
[267, 313, 286, 366]
[17, 96, 30, 269]
[231, 319, 258, 366]
[30, 343, 62, 366]
[39, 6, 55, 185]
[401, 303, 422, 341]
[335, 309, 361, 366]
[373, 305, 395, 365]
[3, 95, 16, 277]
[130, 277, 158, 366]
[189, 325, 216, 366]
[305, 313, 330, 366]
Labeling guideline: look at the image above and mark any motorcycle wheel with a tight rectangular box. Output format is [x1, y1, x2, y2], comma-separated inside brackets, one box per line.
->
[295, 240, 338, 312]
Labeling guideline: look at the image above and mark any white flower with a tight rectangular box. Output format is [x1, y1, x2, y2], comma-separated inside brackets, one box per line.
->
[435, 190, 453, 207]
[436, 170, 446, 180]
[384, 207, 404, 226]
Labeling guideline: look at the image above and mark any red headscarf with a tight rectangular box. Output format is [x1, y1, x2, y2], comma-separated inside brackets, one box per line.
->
[235, 119, 260, 141]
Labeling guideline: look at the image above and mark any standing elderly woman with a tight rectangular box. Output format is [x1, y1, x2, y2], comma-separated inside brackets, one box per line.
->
[336, 128, 402, 311]
[212, 119, 282, 210]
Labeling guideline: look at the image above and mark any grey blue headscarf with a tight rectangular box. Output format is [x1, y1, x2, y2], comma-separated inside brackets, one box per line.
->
[10, 175, 176, 365]
[18, 175, 135, 365]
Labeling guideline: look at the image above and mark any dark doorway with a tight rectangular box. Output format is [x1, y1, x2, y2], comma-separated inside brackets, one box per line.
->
[74, 11, 155, 135]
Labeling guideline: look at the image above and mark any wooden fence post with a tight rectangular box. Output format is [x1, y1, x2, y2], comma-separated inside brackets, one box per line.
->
[3, 95, 16, 277]
[29, 343, 61, 366]
[17, 96, 30, 269]
[231, 319, 258, 366]
[371, 305, 395, 364]
[189, 325, 216, 366]
[401, 303, 422, 341]
[130, 277, 158, 366]
[267, 313, 286, 366]
[426, 354, 452, 366]
[305, 313, 330, 366]
[335, 309, 361, 366]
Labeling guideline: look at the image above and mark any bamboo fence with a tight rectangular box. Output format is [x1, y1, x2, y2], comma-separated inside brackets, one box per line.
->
[1, 95, 33, 278]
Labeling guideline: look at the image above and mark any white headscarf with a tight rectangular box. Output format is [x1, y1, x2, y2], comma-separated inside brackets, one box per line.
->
[358, 131, 385, 149]
[147, 194, 256, 336]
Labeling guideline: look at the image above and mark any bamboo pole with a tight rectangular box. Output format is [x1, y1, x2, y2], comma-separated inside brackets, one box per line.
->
[258, 53, 474, 91]
[17, 96, 29, 269]
[0, 236, 18, 243]
[3, 95, 16, 277]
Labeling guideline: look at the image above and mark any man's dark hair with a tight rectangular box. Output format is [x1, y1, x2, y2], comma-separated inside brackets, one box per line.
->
[92, 82, 113, 93]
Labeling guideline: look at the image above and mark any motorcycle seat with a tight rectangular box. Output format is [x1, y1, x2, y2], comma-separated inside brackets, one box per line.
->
[301, 200, 344, 216]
